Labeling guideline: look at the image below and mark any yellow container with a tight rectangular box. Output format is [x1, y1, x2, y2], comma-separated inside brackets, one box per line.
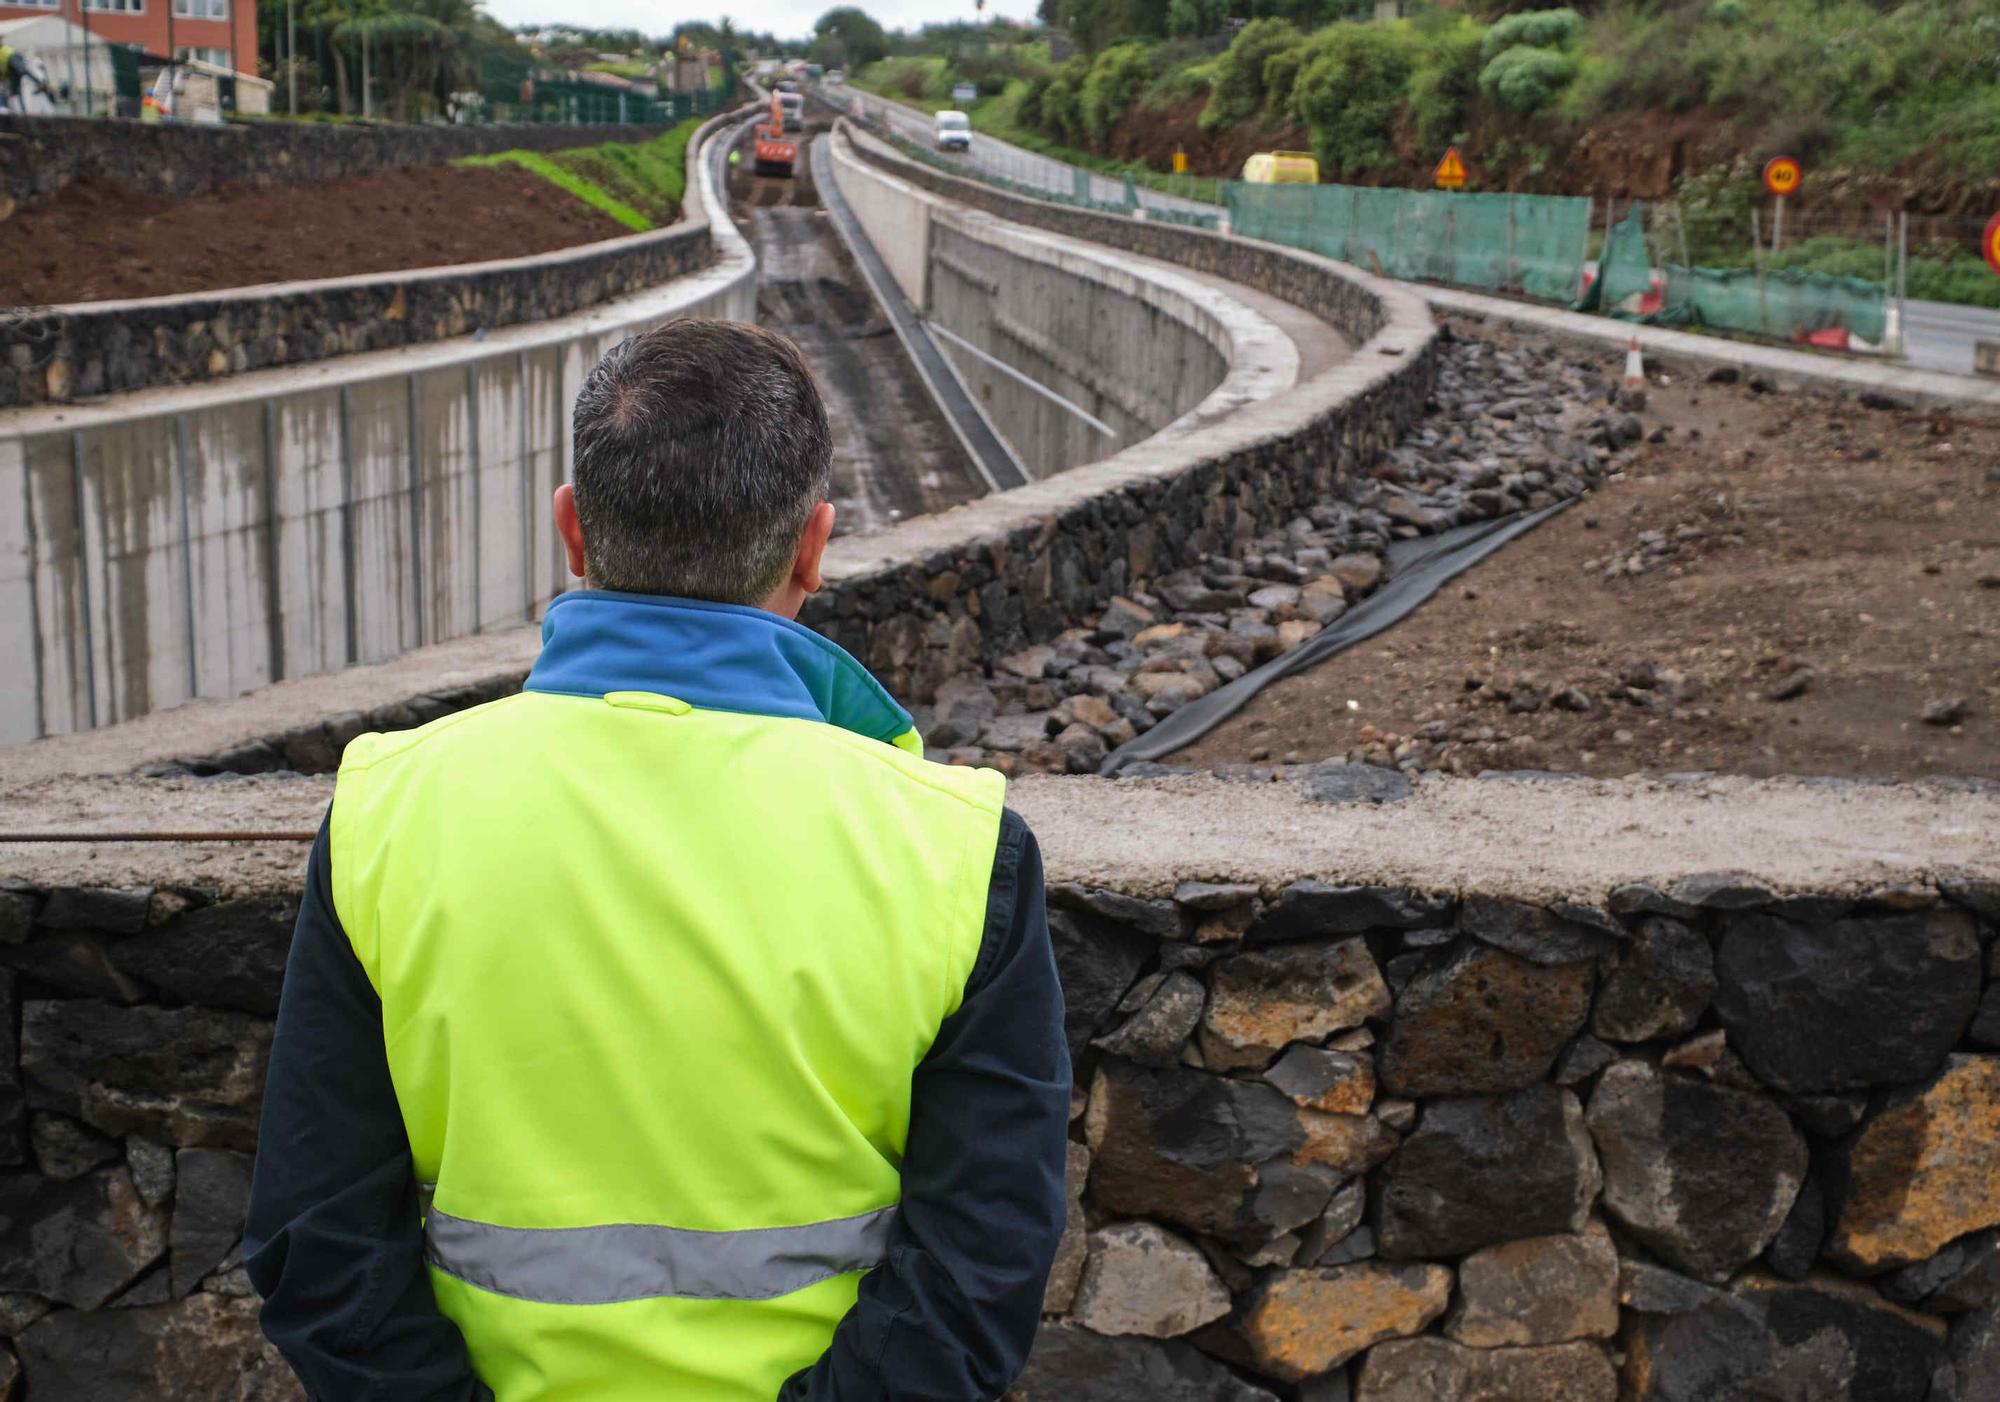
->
[1241, 151, 1320, 185]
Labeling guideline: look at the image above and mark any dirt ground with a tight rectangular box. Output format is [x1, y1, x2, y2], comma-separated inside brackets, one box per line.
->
[729, 123, 985, 537]
[0, 166, 630, 306]
[1185, 337, 2000, 782]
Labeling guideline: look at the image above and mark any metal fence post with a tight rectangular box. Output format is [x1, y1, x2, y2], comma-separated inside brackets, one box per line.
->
[1897, 211, 1908, 355]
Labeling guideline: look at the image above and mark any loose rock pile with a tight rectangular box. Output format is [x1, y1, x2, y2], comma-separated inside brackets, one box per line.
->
[918, 331, 1630, 776]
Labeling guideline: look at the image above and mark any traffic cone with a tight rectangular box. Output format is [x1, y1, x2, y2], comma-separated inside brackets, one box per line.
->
[1622, 336, 1645, 390]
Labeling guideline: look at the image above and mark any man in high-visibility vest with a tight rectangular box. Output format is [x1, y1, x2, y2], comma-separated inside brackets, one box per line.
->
[1, 44, 49, 114]
[245, 318, 1071, 1400]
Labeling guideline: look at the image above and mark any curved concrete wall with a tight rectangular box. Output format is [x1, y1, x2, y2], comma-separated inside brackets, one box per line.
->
[0, 110, 756, 745]
[829, 132, 1234, 477]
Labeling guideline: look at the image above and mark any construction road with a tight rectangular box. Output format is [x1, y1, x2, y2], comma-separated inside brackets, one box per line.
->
[728, 121, 988, 537]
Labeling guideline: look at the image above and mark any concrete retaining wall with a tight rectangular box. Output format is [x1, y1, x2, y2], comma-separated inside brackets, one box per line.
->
[0, 111, 756, 746]
[2, 771, 1995, 1399]
[0, 114, 668, 212]
[829, 132, 1231, 477]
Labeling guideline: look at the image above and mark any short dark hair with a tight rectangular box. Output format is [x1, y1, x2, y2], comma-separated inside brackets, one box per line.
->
[570, 318, 832, 604]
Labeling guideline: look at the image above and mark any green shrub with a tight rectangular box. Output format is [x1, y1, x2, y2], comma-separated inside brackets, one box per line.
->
[1035, 56, 1091, 145]
[1407, 18, 1485, 152]
[1708, 0, 1747, 23]
[1260, 43, 1308, 119]
[1167, 0, 1228, 40]
[1200, 18, 1301, 131]
[1081, 43, 1154, 148]
[1480, 7, 1581, 61]
[1479, 45, 1577, 114]
[1290, 23, 1416, 178]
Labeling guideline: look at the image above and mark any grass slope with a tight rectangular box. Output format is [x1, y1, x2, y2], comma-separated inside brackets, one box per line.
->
[459, 118, 701, 232]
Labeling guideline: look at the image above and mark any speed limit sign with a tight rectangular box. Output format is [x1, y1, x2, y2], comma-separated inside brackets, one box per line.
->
[1763, 157, 1802, 197]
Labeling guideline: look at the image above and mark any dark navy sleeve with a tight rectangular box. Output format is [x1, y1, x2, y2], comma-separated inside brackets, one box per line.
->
[244, 815, 493, 1402]
[782, 808, 1072, 1401]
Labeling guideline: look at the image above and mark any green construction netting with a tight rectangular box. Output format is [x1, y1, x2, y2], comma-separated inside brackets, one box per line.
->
[1227, 182, 1591, 301]
[1659, 264, 1888, 344]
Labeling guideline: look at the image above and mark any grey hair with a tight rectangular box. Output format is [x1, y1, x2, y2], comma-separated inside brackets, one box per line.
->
[570, 318, 833, 604]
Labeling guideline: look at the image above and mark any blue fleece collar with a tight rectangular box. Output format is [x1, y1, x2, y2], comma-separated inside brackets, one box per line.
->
[525, 591, 916, 746]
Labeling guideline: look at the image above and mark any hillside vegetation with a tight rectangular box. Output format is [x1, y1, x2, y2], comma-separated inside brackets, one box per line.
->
[458, 119, 702, 231]
[856, 3, 2000, 211]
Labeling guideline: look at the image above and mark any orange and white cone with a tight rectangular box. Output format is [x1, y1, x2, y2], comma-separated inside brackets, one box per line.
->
[1623, 336, 1646, 390]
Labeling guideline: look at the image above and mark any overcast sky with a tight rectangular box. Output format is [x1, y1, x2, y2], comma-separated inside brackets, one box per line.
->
[482, 0, 1041, 45]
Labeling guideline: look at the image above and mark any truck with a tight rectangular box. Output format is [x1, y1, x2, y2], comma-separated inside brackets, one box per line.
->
[1241, 151, 1319, 185]
[933, 109, 971, 153]
[752, 90, 797, 177]
[778, 89, 804, 133]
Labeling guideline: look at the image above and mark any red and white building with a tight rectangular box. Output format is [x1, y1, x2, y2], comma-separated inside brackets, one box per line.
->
[0, 0, 255, 80]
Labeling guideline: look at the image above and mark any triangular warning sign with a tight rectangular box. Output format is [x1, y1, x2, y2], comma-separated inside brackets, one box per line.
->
[1434, 147, 1468, 190]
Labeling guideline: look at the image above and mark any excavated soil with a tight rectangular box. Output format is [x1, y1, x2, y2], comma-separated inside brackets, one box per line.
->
[1185, 332, 2000, 782]
[0, 166, 632, 306]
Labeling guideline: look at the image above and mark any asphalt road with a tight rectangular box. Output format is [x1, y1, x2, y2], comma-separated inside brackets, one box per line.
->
[826, 84, 2000, 385]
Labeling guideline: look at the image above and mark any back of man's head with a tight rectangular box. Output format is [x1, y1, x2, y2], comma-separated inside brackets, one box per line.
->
[571, 318, 832, 605]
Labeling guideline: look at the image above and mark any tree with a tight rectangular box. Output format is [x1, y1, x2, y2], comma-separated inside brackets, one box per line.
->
[813, 7, 889, 69]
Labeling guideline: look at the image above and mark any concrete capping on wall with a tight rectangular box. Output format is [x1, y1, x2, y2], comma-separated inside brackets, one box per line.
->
[797, 122, 1438, 705]
[0, 104, 766, 409]
[0, 109, 758, 745]
[0, 113, 673, 210]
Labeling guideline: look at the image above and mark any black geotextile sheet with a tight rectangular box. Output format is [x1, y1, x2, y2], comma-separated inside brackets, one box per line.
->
[1101, 499, 1575, 774]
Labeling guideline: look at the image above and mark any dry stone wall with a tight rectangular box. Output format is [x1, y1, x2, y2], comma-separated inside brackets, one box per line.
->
[2, 840, 1997, 1397]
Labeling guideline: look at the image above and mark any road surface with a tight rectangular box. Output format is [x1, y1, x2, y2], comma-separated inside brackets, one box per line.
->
[827, 84, 2000, 385]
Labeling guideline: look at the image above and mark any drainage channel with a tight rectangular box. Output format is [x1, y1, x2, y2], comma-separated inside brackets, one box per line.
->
[726, 119, 1007, 534]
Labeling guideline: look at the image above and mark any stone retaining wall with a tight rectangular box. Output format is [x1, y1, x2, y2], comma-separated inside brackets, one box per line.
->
[0, 114, 664, 212]
[2, 834, 1995, 1398]
[1, 221, 717, 408]
[1, 106, 761, 410]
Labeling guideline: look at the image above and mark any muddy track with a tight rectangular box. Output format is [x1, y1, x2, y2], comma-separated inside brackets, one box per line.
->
[728, 123, 986, 537]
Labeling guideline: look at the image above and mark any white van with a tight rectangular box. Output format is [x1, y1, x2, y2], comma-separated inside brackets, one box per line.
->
[934, 109, 971, 153]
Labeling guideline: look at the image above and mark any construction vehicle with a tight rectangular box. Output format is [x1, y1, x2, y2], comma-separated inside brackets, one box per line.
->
[777, 89, 804, 132]
[751, 89, 797, 178]
[1242, 151, 1319, 185]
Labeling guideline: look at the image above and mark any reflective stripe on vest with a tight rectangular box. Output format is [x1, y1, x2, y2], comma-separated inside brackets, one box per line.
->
[426, 1204, 898, 1306]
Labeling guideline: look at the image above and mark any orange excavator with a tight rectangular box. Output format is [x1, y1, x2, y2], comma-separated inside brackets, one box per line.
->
[752, 90, 797, 178]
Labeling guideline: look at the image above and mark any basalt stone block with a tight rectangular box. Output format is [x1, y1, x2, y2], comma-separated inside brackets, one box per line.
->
[1445, 1230, 1620, 1346]
[1297, 763, 1412, 806]
[1586, 1060, 1805, 1283]
[1006, 1323, 1279, 1401]
[110, 897, 296, 1017]
[1617, 1259, 1724, 1315]
[1376, 1086, 1600, 1259]
[1200, 940, 1390, 1072]
[1378, 943, 1592, 1098]
[16, 1292, 302, 1402]
[0, 889, 34, 945]
[20, 1000, 273, 1151]
[1621, 1273, 1944, 1402]
[1607, 883, 1702, 921]
[37, 886, 154, 935]
[1713, 909, 1981, 1093]
[30, 1112, 120, 1181]
[1085, 1060, 1379, 1248]
[1968, 986, 2000, 1051]
[1934, 1305, 2000, 1402]
[1829, 1054, 2000, 1273]
[1048, 909, 1155, 1060]
[0, 969, 21, 1167]
[1665, 872, 1776, 911]
[1236, 1263, 1452, 1381]
[1264, 1046, 1374, 1115]
[1937, 874, 2000, 922]
[1249, 882, 1454, 943]
[1766, 1174, 1825, 1281]
[1093, 971, 1205, 1067]
[0, 1166, 167, 1308]
[1071, 1221, 1232, 1338]
[1591, 917, 1715, 1043]
[170, 1149, 254, 1298]
[1050, 885, 1184, 940]
[1357, 1337, 1616, 1402]
[1043, 1143, 1091, 1314]
[1460, 897, 1621, 965]
[1881, 1229, 2000, 1313]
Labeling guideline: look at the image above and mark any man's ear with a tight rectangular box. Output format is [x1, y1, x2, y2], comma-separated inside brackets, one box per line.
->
[553, 484, 588, 580]
[791, 501, 837, 597]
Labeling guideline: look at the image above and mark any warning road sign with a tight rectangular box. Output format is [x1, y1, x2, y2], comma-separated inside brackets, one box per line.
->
[1984, 212, 2000, 277]
[1763, 156, 1802, 198]
[1434, 147, 1467, 190]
